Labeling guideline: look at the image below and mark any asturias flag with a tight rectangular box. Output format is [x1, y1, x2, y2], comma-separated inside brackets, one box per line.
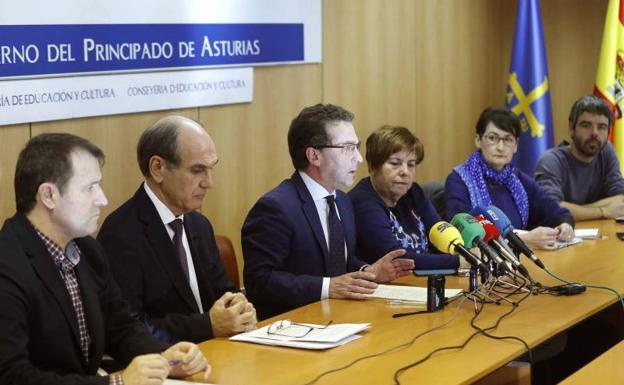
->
[506, 0, 554, 175]
[594, 0, 624, 171]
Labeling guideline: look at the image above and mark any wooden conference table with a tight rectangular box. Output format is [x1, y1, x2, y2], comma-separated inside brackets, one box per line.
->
[189, 220, 624, 385]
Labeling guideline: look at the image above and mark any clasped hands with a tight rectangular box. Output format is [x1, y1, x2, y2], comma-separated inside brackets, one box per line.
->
[209, 291, 257, 337]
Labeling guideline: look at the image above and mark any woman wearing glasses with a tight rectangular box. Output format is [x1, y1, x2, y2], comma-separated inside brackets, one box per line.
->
[445, 107, 575, 249]
[349, 125, 468, 269]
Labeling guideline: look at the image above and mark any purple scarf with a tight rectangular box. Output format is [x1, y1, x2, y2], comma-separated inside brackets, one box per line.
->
[454, 150, 529, 228]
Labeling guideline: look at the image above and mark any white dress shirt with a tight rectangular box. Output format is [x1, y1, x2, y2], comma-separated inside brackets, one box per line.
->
[144, 182, 204, 313]
[298, 171, 348, 300]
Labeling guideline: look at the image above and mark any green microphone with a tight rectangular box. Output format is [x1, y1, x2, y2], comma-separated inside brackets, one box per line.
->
[451, 213, 511, 275]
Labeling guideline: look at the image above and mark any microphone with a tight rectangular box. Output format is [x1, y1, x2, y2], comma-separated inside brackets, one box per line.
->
[429, 221, 489, 277]
[450, 213, 512, 275]
[473, 214, 531, 279]
[475, 205, 545, 270]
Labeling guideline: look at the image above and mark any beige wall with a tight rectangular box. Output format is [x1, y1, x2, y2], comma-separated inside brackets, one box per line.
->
[0, 0, 607, 283]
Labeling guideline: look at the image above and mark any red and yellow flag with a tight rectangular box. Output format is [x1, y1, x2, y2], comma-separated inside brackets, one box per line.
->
[595, 0, 624, 169]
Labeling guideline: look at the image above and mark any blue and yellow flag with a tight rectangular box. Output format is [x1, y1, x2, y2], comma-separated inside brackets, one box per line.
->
[506, 0, 554, 175]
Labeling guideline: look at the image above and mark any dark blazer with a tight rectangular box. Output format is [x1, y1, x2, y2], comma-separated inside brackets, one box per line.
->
[0, 213, 167, 385]
[97, 185, 235, 343]
[242, 172, 367, 319]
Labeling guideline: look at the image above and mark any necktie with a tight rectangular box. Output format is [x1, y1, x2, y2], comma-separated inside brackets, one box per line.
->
[169, 219, 189, 280]
[325, 195, 346, 276]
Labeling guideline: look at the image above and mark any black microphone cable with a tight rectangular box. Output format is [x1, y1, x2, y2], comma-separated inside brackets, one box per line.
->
[392, 287, 533, 385]
[296, 288, 478, 385]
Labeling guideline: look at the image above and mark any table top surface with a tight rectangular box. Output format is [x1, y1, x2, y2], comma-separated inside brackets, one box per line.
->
[189, 220, 624, 385]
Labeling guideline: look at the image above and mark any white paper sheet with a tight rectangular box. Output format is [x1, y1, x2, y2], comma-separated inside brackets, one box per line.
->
[367, 284, 462, 303]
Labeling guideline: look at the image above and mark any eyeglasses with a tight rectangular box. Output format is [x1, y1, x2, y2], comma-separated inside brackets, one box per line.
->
[481, 133, 516, 147]
[266, 319, 333, 338]
[315, 142, 361, 155]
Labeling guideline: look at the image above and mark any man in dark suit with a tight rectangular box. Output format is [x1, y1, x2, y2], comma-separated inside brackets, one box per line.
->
[98, 116, 256, 344]
[242, 104, 415, 319]
[0, 133, 210, 385]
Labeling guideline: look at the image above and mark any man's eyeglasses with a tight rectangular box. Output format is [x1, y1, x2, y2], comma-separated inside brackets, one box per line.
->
[266, 319, 333, 338]
[481, 133, 516, 147]
[315, 142, 361, 155]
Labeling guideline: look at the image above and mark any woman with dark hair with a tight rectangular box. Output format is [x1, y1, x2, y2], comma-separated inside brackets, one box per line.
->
[349, 125, 467, 269]
[445, 107, 575, 249]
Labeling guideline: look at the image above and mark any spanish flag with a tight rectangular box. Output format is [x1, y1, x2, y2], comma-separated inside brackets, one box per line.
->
[594, 0, 624, 170]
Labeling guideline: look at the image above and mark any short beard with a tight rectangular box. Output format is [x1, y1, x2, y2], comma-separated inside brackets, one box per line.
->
[574, 136, 605, 157]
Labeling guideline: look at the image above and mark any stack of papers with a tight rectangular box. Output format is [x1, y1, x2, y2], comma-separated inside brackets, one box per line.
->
[367, 284, 463, 304]
[230, 322, 369, 350]
[574, 228, 600, 239]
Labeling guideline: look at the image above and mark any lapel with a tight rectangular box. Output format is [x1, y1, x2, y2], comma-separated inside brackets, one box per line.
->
[135, 186, 199, 312]
[12, 214, 83, 358]
[291, 172, 330, 260]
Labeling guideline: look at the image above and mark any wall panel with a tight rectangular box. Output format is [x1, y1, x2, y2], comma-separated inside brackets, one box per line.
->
[0, 124, 30, 221]
[413, 0, 510, 182]
[323, 0, 417, 181]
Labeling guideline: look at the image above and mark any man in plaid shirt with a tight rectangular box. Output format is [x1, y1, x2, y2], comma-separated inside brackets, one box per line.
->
[0, 133, 211, 385]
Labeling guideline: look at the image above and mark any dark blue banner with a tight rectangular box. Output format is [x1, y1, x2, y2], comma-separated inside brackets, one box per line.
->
[506, 0, 554, 175]
[0, 23, 304, 78]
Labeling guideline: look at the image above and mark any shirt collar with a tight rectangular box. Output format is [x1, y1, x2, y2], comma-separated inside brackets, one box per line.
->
[34, 227, 81, 266]
[298, 170, 336, 202]
[144, 181, 184, 225]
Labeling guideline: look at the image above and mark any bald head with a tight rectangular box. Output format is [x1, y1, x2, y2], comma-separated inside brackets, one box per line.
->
[137, 115, 213, 177]
[138, 115, 218, 215]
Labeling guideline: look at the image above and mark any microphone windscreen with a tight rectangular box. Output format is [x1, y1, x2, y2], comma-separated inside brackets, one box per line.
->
[474, 214, 501, 242]
[473, 205, 514, 237]
[428, 221, 464, 254]
[450, 213, 486, 248]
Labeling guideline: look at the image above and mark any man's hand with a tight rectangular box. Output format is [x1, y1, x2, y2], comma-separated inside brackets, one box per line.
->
[601, 196, 624, 218]
[365, 249, 414, 282]
[555, 223, 574, 242]
[121, 354, 170, 385]
[328, 271, 378, 299]
[209, 292, 257, 337]
[162, 342, 211, 380]
[520, 227, 558, 250]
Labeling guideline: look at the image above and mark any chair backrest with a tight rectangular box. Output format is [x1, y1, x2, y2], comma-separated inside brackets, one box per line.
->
[215, 235, 240, 288]
[420, 181, 446, 220]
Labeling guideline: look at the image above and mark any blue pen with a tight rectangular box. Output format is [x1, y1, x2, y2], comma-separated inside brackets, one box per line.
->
[169, 360, 181, 367]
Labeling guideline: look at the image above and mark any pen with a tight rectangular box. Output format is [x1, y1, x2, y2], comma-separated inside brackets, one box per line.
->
[168, 360, 181, 367]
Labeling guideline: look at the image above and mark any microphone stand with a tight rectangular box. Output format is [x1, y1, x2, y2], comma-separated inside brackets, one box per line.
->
[465, 267, 515, 309]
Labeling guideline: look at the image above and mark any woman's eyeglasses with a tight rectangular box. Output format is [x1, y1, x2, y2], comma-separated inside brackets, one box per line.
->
[481, 133, 516, 147]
